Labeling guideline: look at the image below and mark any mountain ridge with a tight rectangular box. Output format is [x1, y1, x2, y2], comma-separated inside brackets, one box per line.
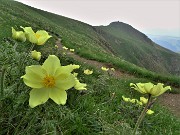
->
[1, 0, 180, 75]
[95, 22, 180, 75]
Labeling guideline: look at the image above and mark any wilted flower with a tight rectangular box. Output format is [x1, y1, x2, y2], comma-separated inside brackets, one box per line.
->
[62, 46, 68, 50]
[12, 27, 26, 42]
[140, 97, 148, 104]
[84, 69, 93, 75]
[31, 50, 41, 61]
[101, 67, 109, 71]
[110, 68, 115, 71]
[70, 49, 75, 52]
[21, 26, 52, 45]
[146, 109, 154, 115]
[21, 55, 79, 108]
[130, 82, 171, 97]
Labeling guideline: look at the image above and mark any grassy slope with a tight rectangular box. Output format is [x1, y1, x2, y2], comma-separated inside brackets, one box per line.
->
[96, 22, 180, 75]
[26, 7, 180, 87]
[0, 1, 180, 86]
[0, 0, 180, 134]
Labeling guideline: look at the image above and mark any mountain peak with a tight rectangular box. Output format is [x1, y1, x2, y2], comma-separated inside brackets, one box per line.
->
[109, 21, 132, 28]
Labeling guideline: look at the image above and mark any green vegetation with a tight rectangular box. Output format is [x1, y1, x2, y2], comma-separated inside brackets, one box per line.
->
[0, 0, 180, 135]
[96, 22, 180, 75]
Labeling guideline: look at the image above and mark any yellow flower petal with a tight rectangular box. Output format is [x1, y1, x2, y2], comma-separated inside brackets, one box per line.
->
[29, 88, 49, 108]
[130, 83, 146, 94]
[21, 26, 37, 44]
[130, 82, 171, 97]
[31, 50, 41, 61]
[70, 49, 75, 52]
[21, 65, 45, 88]
[74, 79, 87, 90]
[60, 64, 80, 73]
[21, 27, 51, 45]
[140, 97, 148, 104]
[42, 55, 60, 76]
[84, 69, 93, 75]
[144, 82, 154, 93]
[153, 84, 171, 97]
[101, 67, 109, 71]
[62, 46, 68, 50]
[55, 74, 76, 90]
[136, 101, 143, 106]
[36, 30, 52, 45]
[72, 72, 87, 90]
[146, 109, 154, 115]
[129, 99, 136, 103]
[122, 96, 130, 102]
[49, 88, 67, 105]
[12, 27, 26, 42]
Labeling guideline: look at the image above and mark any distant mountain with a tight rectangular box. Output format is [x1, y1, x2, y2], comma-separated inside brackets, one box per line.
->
[147, 34, 180, 53]
[95, 21, 180, 74]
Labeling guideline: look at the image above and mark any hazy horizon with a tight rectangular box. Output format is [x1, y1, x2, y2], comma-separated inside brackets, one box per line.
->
[15, 0, 180, 37]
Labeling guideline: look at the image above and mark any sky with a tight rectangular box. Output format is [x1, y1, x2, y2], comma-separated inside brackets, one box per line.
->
[15, 0, 180, 37]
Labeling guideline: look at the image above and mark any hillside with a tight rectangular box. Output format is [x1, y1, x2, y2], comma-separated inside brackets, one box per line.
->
[1, 0, 180, 75]
[147, 34, 180, 53]
[0, 0, 180, 135]
[96, 22, 180, 75]
[0, 0, 180, 83]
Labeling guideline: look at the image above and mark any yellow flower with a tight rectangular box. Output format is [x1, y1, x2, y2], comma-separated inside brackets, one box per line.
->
[122, 96, 130, 102]
[129, 99, 136, 103]
[55, 45, 58, 48]
[12, 27, 26, 42]
[62, 46, 68, 50]
[146, 109, 154, 115]
[101, 67, 109, 71]
[21, 55, 77, 108]
[31, 50, 41, 61]
[74, 79, 87, 90]
[110, 68, 115, 71]
[21, 26, 52, 45]
[140, 97, 148, 104]
[73, 73, 87, 90]
[70, 49, 75, 52]
[136, 100, 143, 106]
[130, 82, 171, 97]
[84, 69, 93, 75]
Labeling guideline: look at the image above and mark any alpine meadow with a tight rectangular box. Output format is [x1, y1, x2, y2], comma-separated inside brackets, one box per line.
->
[0, 0, 180, 135]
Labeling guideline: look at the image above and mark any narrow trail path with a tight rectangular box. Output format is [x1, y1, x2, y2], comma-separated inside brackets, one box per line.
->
[56, 39, 180, 117]
[158, 93, 180, 117]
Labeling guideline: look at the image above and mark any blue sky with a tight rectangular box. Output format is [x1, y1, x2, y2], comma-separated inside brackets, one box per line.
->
[15, 0, 180, 37]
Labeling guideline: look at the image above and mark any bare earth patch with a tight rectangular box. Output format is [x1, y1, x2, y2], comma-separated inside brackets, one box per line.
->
[158, 93, 180, 117]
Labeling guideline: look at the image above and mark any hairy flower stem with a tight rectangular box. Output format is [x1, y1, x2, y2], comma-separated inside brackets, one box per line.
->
[133, 94, 152, 135]
[0, 66, 6, 97]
